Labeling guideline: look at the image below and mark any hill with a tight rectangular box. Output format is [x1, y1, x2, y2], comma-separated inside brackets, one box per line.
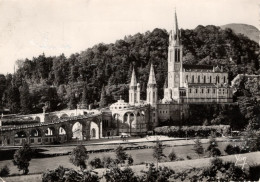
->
[221, 23, 259, 43]
[0, 25, 259, 115]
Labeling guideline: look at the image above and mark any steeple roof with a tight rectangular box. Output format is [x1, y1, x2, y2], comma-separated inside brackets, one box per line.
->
[130, 68, 137, 86]
[148, 63, 156, 85]
[172, 9, 180, 44]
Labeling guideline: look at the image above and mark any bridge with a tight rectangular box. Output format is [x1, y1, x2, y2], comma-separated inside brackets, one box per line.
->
[0, 113, 102, 146]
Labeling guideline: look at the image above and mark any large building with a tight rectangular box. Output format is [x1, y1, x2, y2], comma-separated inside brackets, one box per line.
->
[105, 10, 233, 136]
[0, 10, 235, 145]
[162, 11, 233, 104]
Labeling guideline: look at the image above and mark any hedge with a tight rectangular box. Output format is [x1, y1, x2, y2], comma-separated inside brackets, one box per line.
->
[154, 125, 230, 138]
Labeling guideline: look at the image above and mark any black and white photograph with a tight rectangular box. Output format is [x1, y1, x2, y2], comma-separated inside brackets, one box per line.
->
[0, 0, 259, 181]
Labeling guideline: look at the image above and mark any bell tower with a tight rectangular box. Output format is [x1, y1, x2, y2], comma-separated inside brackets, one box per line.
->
[168, 10, 183, 89]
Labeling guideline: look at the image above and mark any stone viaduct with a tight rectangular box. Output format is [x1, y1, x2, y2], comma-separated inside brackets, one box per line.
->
[0, 113, 102, 146]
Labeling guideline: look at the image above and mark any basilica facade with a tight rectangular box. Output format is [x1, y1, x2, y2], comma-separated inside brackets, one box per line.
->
[103, 11, 233, 136]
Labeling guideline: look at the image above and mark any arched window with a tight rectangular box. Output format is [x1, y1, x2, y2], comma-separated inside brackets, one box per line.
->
[210, 76, 212, 83]
[92, 128, 96, 138]
[134, 93, 136, 102]
[224, 76, 226, 83]
[153, 92, 155, 101]
[204, 76, 206, 83]
[216, 76, 219, 83]
[192, 75, 194, 83]
[198, 76, 200, 83]
[186, 75, 188, 82]
[202, 89, 204, 93]
[178, 49, 180, 62]
[175, 49, 178, 62]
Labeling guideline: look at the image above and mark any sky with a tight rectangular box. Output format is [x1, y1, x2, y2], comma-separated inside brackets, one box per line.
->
[0, 0, 259, 74]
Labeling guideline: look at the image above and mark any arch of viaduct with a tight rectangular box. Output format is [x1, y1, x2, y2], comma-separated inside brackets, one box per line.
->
[0, 114, 102, 146]
[110, 106, 151, 136]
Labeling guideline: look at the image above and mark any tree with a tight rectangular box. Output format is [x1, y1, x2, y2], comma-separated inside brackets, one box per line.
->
[168, 148, 177, 161]
[81, 82, 89, 108]
[99, 85, 108, 108]
[207, 136, 221, 157]
[12, 143, 33, 174]
[193, 138, 204, 157]
[115, 146, 128, 165]
[19, 81, 32, 114]
[153, 139, 165, 169]
[5, 84, 20, 113]
[69, 145, 89, 171]
[68, 92, 77, 109]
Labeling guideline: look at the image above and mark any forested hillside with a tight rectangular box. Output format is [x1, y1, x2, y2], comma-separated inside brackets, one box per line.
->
[0, 25, 259, 115]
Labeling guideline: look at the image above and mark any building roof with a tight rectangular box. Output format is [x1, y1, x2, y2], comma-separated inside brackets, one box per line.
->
[183, 64, 213, 71]
[130, 68, 137, 86]
[148, 63, 157, 85]
[188, 83, 217, 87]
[110, 98, 130, 110]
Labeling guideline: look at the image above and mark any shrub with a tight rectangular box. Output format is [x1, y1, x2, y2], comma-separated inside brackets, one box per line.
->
[186, 155, 192, 160]
[115, 146, 128, 165]
[102, 156, 118, 168]
[0, 165, 10, 177]
[104, 166, 140, 182]
[127, 155, 134, 165]
[89, 157, 103, 169]
[209, 147, 221, 157]
[154, 125, 230, 138]
[69, 145, 89, 171]
[42, 166, 99, 182]
[207, 136, 221, 157]
[248, 164, 260, 181]
[168, 149, 177, 161]
[225, 144, 240, 155]
[42, 166, 66, 182]
[141, 163, 175, 182]
[193, 138, 204, 157]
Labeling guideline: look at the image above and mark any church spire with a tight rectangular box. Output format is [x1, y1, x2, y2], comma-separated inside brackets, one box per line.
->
[130, 68, 137, 87]
[148, 63, 156, 85]
[172, 9, 180, 45]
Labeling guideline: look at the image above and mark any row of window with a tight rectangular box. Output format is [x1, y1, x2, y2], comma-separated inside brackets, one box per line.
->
[159, 110, 168, 114]
[187, 75, 226, 84]
[189, 88, 229, 94]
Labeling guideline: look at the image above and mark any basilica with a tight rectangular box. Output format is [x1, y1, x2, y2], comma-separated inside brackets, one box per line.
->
[103, 11, 233, 137]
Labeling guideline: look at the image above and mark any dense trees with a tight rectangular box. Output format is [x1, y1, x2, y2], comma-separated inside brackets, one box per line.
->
[19, 81, 32, 114]
[0, 25, 259, 117]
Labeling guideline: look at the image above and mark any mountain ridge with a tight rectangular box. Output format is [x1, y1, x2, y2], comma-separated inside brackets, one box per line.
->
[221, 23, 259, 43]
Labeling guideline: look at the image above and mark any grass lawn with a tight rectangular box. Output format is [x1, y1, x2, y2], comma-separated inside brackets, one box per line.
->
[3, 151, 260, 182]
[0, 141, 238, 175]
